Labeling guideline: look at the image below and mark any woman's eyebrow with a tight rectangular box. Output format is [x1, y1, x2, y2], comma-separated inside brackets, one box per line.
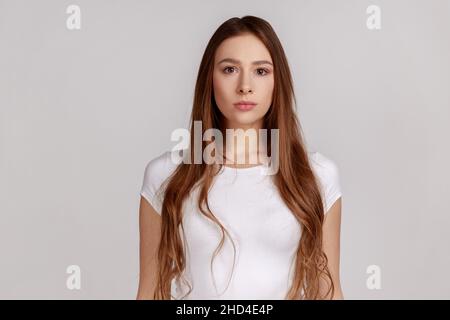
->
[217, 58, 273, 66]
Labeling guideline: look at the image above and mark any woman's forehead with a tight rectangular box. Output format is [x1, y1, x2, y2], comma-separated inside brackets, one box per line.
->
[214, 34, 272, 64]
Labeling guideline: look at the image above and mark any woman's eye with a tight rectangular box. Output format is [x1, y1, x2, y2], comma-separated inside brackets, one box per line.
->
[223, 66, 236, 74]
[257, 68, 270, 76]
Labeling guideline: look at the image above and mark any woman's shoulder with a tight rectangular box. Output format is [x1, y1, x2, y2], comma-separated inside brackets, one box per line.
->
[142, 149, 183, 181]
[140, 148, 185, 214]
[307, 150, 339, 175]
[307, 150, 342, 213]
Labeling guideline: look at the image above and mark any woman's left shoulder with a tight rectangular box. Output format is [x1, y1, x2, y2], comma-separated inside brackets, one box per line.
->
[307, 151, 342, 213]
[308, 151, 340, 176]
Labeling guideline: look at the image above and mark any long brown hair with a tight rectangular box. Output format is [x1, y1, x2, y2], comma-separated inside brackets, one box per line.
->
[153, 15, 334, 300]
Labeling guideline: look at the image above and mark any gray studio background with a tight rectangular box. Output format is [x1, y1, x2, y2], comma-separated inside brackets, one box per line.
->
[1, 0, 449, 299]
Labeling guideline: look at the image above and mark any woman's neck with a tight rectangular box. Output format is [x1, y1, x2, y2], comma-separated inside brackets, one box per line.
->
[220, 127, 267, 168]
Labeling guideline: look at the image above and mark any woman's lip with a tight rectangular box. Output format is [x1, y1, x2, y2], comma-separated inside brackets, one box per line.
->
[234, 103, 256, 111]
[235, 101, 257, 105]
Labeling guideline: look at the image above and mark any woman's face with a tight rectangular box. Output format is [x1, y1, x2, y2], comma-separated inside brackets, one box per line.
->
[213, 33, 274, 131]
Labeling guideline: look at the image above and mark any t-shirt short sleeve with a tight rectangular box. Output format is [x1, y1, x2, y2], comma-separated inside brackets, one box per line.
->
[309, 152, 342, 214]
[140, 150, 178, 215]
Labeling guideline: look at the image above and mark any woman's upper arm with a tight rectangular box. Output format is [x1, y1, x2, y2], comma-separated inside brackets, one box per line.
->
[321, 197, 344, 299]
[136, 195, 161, 300]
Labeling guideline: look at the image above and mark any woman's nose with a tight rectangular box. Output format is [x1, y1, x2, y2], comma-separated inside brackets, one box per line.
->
[239, 87, 253, 94]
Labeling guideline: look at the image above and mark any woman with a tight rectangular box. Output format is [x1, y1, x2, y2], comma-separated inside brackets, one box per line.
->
[137, 15, 343, 300]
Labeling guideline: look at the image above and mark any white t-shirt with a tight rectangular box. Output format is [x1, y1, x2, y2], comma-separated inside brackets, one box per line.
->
[140, 149, 342, 300]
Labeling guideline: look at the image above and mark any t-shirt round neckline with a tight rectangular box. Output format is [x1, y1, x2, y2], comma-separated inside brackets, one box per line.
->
[219, 163, 268, 175]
